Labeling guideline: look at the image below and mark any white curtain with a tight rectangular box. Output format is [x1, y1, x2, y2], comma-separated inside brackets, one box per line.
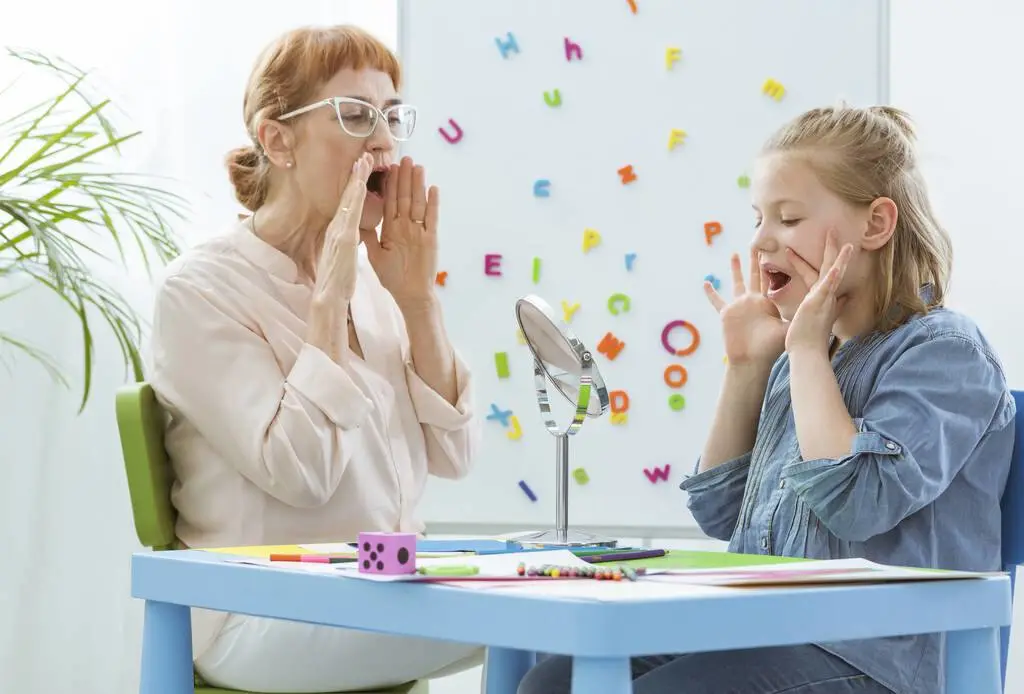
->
[0, 2, 396, 692]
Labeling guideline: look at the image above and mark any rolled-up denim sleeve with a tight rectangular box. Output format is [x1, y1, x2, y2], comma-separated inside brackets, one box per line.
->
[782, 335, 1009, 543]
[680, 453, 752, 541]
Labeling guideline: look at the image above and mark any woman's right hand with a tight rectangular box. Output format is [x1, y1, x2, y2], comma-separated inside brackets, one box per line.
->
[312, 153, 372, 305]
[704, 249, 788, 368]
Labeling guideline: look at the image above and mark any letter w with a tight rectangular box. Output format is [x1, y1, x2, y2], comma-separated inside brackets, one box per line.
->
[643, 464, 671, 483]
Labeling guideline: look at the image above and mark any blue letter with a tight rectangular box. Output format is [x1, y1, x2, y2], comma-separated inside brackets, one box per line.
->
[533, 179, 551, 197]
[625, 253, 637, 271]
[495, 32, 519, 59]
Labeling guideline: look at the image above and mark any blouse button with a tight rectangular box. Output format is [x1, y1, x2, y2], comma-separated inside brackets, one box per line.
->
[760, 536, 769, 550]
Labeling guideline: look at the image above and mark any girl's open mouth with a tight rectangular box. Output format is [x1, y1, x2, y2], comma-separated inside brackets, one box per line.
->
[765, 268, 792, 297]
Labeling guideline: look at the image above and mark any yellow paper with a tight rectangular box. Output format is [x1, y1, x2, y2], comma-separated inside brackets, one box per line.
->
[197, 544, 305, 557]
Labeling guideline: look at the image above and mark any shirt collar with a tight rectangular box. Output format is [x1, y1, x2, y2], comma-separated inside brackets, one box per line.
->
[231, 216, 300, 283]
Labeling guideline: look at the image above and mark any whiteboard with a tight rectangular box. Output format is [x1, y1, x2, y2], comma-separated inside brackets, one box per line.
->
[397, 0, 889, 535]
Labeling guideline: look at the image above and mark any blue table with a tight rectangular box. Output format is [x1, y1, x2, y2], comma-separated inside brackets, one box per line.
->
[132, 550, 1012, 693]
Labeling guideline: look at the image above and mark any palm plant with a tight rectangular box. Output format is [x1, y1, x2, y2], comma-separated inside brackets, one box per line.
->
[0, 48, 186, 411]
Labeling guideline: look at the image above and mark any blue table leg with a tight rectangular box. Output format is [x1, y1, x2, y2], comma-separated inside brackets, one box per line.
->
[139, 600, 193, 694]
[946, 627, 1002, 694]
[572, 656, 631, 693]
[484, 647, 537, 694]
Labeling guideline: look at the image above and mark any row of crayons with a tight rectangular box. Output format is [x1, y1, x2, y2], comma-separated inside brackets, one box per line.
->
[269, 553, 355, 563]
[517, 562, 647, 582]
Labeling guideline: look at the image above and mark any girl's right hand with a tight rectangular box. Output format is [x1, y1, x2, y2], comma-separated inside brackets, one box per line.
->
[312, 154, 372, 305]
[704, 249, 788, 368]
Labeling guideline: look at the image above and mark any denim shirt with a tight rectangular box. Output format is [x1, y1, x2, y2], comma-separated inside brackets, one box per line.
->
[680, 305, 1016, 694]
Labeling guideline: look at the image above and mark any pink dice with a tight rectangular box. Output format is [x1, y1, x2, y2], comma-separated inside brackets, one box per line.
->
[357, 532, 417, 574]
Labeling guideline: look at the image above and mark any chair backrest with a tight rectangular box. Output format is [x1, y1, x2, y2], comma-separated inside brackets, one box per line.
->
[1002, 391, 1024, 569]
[115, 381, 177, 550]
[999, 390, 1024, 687]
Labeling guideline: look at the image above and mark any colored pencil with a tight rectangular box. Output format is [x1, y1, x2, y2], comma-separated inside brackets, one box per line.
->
[581, 549, 666, 564]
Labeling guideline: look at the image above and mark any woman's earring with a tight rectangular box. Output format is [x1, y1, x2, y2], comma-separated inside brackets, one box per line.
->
[285, 161, 293, 168]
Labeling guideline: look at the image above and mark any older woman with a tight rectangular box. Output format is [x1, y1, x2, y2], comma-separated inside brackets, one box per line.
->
[149, 24, 482, 693]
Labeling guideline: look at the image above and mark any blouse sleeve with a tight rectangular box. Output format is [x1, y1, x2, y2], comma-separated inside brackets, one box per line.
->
[679, 453, 753, 541]
[781, 335, 1013, 542]
[151, 273, 373, 508]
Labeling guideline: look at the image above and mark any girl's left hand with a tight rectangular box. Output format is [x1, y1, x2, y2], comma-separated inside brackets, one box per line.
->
[785, 229, 854, 355]
[366, 156, 439, 307]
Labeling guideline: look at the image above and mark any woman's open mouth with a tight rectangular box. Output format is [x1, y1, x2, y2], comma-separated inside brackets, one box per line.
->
[366, 167, 388, 199]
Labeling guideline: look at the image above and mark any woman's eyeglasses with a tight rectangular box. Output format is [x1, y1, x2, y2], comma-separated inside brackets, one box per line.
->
[278, 97, 417, 141]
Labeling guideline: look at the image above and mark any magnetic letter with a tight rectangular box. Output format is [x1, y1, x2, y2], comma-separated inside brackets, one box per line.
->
[661, 320, 701, 357]
[561, 300, 581, 323]
[626, 0, 638, 13]
[665, 47, 681, 69]
[664, 364, 688, 388]
[438, 119, 464, 144]
[703, 274, 720, 290]
[582, 228, 602, 253]
[617, 164, 637, 184]
[532, 257, 542, 283]
[762, 78, 786, 101]
[543, 89, 562, 107]
[564, 37, 583, 61]
[484, 254, 503, 276]
[625, 253, 637, 271]
[495, 352, 510, 379]
[573, 467, 590, 485]
[667, 128, 687, 150]
[607, 293, 631, 315]
[487, 403, 513, 427]
[533, 179, 551, 197]
[597, 332, 625, 360]
[495, 32, 519, 58]
[611, 412, 628, 425]
[435, 271, 448, 287]
[610, 390, 630, 413]
[668, 394, 686, 411]
[704, 221, 722, 245]
[507, 415, 523, 440]
[518, 479, 537, 501]
[644, 464, 671, 483]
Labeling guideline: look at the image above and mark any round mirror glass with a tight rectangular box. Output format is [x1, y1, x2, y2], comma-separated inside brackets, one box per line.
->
[515, 295, 608, 418]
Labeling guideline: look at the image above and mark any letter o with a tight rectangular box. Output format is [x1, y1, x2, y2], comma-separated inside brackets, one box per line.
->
[661, 320, 700, 357]
[664, 364, 688, 388]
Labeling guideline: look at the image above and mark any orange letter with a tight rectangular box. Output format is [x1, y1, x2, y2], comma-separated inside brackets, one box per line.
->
[664, 364, 688, 388]
[597, 332, 625, 360]
[704, 221, 722, 245]
[610, 390, 630, 413]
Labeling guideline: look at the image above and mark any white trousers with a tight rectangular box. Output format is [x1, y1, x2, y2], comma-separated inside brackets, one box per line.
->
[194, 614, 484, 693]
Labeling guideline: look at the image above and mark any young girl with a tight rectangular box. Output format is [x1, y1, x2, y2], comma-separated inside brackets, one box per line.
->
[517, 105, 1016, 693]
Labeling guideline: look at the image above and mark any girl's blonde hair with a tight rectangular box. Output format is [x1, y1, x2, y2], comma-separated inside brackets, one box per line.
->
[761, 104, 952, 331]
[226, 25, 401, 211]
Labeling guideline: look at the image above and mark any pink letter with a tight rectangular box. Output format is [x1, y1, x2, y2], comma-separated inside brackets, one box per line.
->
[438, 119, 464, 144]
[485, 254, 503, 276]
[564, 37, 583, 61]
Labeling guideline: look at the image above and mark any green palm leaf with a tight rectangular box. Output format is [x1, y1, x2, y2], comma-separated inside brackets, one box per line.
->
[0, 47, 185, 412]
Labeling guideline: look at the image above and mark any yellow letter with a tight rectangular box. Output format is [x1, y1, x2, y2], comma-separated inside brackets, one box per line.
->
[665, 46, 681, 70]
[762, 78, 786, 101]
[667, 128, 687, 151]
[582, 228, 602, 253]
[561, 300, 581, 322]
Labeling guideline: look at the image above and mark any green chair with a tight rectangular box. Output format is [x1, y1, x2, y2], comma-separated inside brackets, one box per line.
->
[115, 381, 428, 694]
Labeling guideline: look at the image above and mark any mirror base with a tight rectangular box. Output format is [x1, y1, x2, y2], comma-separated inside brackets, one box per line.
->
[514, 529, 619, 548]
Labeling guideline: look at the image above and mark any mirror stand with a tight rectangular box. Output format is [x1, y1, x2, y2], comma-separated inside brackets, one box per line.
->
[513, 351, 617, 548]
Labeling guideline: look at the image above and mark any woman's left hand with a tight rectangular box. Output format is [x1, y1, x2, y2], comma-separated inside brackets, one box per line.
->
[785, 229, 854, 356]
[366, 156, 439, 307]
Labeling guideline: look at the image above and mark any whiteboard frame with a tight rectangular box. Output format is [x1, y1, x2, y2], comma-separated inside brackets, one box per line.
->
[395, 0, 892, 539]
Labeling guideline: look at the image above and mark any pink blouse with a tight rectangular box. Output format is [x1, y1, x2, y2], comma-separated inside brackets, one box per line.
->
[149, 221, 478, 656]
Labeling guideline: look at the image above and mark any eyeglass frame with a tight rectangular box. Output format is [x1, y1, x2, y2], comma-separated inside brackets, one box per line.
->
[277, 96, 418, 141]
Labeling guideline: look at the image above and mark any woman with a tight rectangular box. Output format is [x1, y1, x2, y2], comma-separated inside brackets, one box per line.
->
[149, 25, 482, 692]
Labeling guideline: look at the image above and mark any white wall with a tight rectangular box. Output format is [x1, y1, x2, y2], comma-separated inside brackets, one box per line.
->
[889, 0, 1023, 386]
[0, 3, 1021, 694]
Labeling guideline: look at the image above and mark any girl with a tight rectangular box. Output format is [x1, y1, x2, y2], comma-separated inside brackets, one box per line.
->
[517, 105, 1016, 693]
